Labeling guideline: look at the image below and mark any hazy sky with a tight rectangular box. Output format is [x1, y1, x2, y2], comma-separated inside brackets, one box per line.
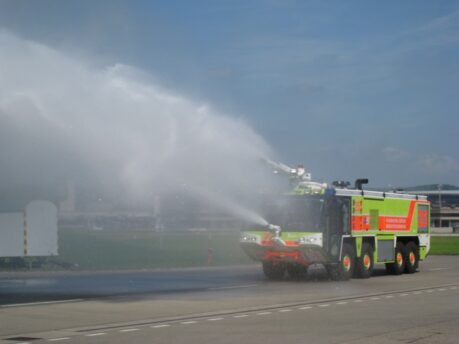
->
[1, 0, 458, 187]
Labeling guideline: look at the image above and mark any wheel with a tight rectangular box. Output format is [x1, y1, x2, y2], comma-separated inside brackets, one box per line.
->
[355, 243, 374, 279]
[286, 263, 307, 280]
[262, 261, 285, 280]
[385, 242, 405, 275]
[327, 243, 355, 281]
[340, 243, 355, 280]
[404, 241, 419, 274]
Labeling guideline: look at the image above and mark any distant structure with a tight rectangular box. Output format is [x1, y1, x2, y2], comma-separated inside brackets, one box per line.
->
[59, 181, 76, 213]
[0, 201, 58, 258]
[400, 185, 459, 232]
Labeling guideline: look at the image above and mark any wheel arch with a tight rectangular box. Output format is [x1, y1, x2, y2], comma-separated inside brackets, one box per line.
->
[350, 236, 375, 258]
[341, 235, 354, 260]
[396, 236, 419, 247]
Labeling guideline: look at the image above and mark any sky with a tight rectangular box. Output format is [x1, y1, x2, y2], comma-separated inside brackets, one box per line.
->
[0, 0, 458, 188]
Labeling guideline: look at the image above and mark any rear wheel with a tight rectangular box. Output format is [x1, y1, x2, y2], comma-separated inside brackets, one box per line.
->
[356, 243, 374, 279]
[386, 242, 405, 275]
[404, 241, 419, 274]
[262, 261, 286, 280]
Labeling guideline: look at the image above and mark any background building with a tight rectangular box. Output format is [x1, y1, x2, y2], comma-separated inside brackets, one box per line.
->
[402, 185, 459, 231]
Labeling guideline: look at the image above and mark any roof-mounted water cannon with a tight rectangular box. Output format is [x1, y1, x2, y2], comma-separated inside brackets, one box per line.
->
[293, 164, 311, 181]
[262, 158, 296, 176]
[262, 158, 312, 181]
[262, 158, 327, 193]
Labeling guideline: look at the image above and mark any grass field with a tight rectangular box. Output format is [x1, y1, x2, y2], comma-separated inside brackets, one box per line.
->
[58, 230, 459, 269]
[430, 236, 459, 255]
[4, 230, 455, 271]
[58, 229, 253, 270]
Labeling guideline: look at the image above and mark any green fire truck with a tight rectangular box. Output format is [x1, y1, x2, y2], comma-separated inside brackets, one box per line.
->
[240, 161, 430, 280]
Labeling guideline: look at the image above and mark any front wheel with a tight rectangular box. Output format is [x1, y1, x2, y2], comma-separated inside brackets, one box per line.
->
[286, 263, 307, 280]
[262, 261, 286, 280]
[327, 243, 355, 281]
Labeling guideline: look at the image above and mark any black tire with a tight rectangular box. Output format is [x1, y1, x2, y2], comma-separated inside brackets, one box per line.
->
[385, 242, 405, 275]
[404, 241, 419, 274]
[327, 243, 355, 281]
[286, 263, 307, 280]
[355, 242, 374, 279]
[262, 261, 285, 280]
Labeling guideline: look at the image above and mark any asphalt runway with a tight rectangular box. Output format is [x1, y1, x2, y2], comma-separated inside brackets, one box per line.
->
[0, 266, 262, 305]
[1, 256, 459, 343]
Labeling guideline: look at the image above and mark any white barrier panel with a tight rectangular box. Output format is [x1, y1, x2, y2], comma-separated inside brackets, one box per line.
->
[0, 212, 24, 257]
[26, 201, 58, 256]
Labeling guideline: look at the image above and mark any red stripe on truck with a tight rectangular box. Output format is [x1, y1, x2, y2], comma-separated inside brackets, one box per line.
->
[352, 200, 417, 232]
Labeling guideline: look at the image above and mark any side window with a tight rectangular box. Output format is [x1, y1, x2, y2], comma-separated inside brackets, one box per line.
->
[341, 201, 350, 234]
[327, 198, 351, 235]
[418, 204, 429, 233]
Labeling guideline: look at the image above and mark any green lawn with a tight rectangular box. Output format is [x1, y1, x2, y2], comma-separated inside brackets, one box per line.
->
[5, 230, 456, 271]
[55, 231, 459, 269]
[430, 236, 459, 255]
[58, 229, 253, 270]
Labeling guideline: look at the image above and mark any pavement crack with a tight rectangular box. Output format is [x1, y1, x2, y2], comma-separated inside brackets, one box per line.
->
[405, 331, 442, 343]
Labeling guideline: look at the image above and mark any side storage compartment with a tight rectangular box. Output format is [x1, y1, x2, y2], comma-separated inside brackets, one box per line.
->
[377, 236, 395, 263]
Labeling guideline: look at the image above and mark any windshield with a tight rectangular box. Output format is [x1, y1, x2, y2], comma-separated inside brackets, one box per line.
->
[257, 196, 324, 232]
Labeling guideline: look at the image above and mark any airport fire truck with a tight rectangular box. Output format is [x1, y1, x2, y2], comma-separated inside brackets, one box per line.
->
[240, 160, 430, 280]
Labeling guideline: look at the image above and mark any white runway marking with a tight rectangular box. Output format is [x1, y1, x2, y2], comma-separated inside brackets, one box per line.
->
[181, 321, 197, 325]
[85, 333, 106, 337]
[30, 283, 457, 342]
[428, 268, 450, 271]
[49, 339, 70, 342]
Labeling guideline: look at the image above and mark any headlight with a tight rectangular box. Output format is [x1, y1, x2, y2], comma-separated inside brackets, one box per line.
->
[240, 234, 259, 243]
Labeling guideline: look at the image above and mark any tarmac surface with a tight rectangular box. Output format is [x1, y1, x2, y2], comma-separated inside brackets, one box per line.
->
[1, 256, 459, 343]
